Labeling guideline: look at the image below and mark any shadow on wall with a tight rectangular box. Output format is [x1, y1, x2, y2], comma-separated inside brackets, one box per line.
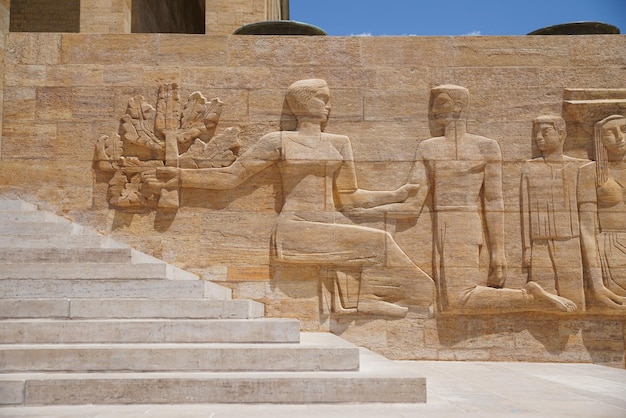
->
[132, 0, 205, 34]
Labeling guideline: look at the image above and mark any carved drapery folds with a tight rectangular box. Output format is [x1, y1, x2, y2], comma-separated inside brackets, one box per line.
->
[94, 84, 240, 210]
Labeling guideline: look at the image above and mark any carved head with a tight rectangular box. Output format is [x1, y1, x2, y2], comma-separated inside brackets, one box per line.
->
[597, 115, 626, 156]
[532, 115, 566, 155]
[285, 79, 331, 128]
[594, 114, 626, 184]
[429, 85, 469, 135]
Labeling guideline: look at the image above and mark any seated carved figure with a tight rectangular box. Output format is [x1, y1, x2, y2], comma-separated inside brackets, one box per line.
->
[409, 85, 577, 313]
[578, 114, 626, 310]
[521, 115, 589, 310]
[144, 79, 435, 316]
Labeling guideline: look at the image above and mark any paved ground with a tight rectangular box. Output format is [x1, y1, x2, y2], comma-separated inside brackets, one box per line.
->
[1, 360, 625, 417]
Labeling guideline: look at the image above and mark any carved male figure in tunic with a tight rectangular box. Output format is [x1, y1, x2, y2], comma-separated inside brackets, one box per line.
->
[521, 115, 589, 310]
[145, 79, 435, 316]
[409, 85, 577, 313]
[578, 114, 626, 310]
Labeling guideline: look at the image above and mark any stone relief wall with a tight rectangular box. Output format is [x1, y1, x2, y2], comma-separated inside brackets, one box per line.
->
[1, 33, 625, 366]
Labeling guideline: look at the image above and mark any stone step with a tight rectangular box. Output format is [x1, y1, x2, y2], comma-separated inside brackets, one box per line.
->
[0, 298, 264, 319]
[0, 318, 299, 344]
[0, 344, 357, 373]
[0, 262, 173, 280]
[0, 210, 63, 222]
[0, 234, 113, 248]
[0, 220, 76, 235]
[0, 200, 38, 211]
[0, 279, 232, 300]
[0, 334, 356, 373]
[0, 247, 133, 263]
[0, 348, 426, 405]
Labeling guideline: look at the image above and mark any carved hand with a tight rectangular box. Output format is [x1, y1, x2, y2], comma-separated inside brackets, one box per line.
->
[396, 183, 419, 202]
[139, 169, 163, 196]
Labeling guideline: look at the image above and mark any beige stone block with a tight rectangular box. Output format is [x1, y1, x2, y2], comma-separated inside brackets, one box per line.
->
[564, 67, 626, 90]
[248, 88, 287, 122]
[266, 298, 322, 332]
[216, 12, 245, 34]
[142, 66, 181, 86]
[231, 281, 269, 300]
[345, 121, 425, 163]
[61, 34, 159, 65]
[57, 121, 114, 161]
[466, 87, 564, 124]
[227, 266, 271, 281]
[5, 33, 61, 65]
[450, 66, 566, 90]
[269, 66, 377, 91]
[181, 66, 272, 90]
[2, 87, 36, 120]
[364, 90, 422, 122]
[157, 35, 227, 66]
[386, 317, 426, 350]
[373, 66, 434, 91]
[35, 87, 74, 121]
[570, 35, 626, 67]
[102, 65, 145, 86]
[453, 36, 570, 67]
[362, 37, 454, 67]
[4, 64, 46, 87]
[228, 37, 361, 68]
[72, 87, 116, 120]
[1, 122, 57, 159]
[447, 348, 491, 361]
[45, 64, 103, 87]
[331, 318, 389, 350]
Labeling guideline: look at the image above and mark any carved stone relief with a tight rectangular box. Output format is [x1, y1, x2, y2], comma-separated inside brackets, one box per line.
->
[578, 114, 626, 311]
[521, 115, 589, 310]
[409, 85, 577, 314]
[139, 79, 436, 317]
[94, 83, 240, 210]
[94, 81, 626, 318]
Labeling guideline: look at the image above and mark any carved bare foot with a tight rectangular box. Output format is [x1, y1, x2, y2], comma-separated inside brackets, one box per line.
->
[593, 286, 626, 310]
[357, 300, 408, 317]
[524, 282, 577, 312]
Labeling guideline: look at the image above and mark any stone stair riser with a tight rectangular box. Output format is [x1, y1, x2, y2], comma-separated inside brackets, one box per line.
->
[0, 345, 358, 372]
[0, 319, 300, 344]
[0, 299, 264, 319]
[0, 279, 227, 299]
[0, 263, 169, 280]
[11, 375, 426, 404]
[0, 248, 132, 263]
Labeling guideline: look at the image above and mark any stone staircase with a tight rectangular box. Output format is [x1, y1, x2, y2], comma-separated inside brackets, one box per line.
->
[0, 199, 426, 405]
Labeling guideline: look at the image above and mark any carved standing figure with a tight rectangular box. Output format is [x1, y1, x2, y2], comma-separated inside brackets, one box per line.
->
[578, 114, 626, 310]
[144, 79, 435, 316]
[409, 85, 577, 313]
[521, 115, 589, 309]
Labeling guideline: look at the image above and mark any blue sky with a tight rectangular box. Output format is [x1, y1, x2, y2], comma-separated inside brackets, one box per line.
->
[290, 0, 626, 36]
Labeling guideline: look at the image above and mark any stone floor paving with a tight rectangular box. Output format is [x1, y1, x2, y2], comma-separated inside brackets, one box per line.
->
[1, 360, 625, 417]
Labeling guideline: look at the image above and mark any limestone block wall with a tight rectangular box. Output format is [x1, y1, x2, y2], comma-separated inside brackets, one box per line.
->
[81, 0, 131, 34]
[0, 33, 625, 366]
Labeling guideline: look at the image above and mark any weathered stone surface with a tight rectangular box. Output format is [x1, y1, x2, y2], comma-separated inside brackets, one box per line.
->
[1, 31, 625, 367]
